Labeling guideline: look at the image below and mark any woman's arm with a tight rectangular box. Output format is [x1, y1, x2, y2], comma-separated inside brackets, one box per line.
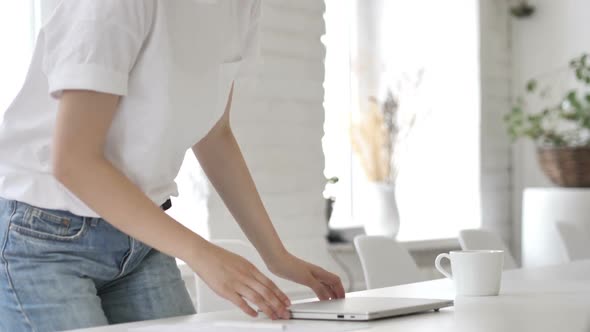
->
[192, 86, 286, 265]
[53, 91, 202, 262]
[193, 86, 345, 301]
[53, 90, 290, 320]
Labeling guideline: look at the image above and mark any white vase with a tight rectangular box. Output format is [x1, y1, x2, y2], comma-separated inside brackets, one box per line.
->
[360, 182, 400, 238]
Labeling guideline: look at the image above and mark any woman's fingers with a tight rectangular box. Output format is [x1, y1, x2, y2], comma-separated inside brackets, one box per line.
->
[226, 292, 258, 317]
[321, 280, 339, 300]
[314, 268, 346, 299]
[253, 271, 291, 306]
[227, 255, 291, 319]
[192, 246, 295, 320]
[237, 284, 280, 320]
[248, 273, 290, 319]
[308, 276, 335, 301]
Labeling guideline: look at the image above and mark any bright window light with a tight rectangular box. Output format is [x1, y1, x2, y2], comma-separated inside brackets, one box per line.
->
[324, 0, 481, 241]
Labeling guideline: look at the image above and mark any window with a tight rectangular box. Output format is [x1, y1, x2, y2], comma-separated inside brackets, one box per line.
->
[0, 1, 41, 112]
[324, 0, 481, 241]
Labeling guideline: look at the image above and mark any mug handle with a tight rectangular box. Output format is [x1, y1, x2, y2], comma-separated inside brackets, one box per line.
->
[435, 253, 453, 280]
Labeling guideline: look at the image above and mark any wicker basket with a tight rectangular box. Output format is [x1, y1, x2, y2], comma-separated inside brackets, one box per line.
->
[537, 147, 590, 187]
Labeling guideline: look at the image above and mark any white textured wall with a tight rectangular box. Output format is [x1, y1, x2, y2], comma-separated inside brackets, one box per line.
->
[479, 0, 514, 258]
[207, 0, 328, 242]
[510, 0, 590, 263]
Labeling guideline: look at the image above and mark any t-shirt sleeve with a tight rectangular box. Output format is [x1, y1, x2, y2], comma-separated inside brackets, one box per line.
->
[237, 0, 261, 78]
[41, 0, 155, 98]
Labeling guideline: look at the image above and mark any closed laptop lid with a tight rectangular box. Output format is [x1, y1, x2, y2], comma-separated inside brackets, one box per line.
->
[289, 297, 454, 321]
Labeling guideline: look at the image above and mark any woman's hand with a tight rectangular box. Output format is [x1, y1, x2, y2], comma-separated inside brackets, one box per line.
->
[188, 244, 291, 320]
[268, 253, 346, 301]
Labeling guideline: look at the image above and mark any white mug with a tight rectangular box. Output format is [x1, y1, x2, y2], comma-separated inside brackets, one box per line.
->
[435, 250, 504, 296]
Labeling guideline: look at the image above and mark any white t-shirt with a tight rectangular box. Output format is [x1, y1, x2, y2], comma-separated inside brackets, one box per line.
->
[0, 0, 260, 217]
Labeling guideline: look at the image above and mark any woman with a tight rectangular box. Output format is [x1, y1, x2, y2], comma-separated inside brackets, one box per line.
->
[0, 1, 345, 331]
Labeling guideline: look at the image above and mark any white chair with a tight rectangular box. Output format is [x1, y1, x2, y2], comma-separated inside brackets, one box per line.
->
[555, 221, 590, 261]
[458, 229, 517, 269]
[195, 239, 304, 313]
[353, 235, 422, 290]
[522, 188, 590, 267]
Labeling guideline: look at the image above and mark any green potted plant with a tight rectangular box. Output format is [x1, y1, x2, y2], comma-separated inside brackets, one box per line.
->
[505, 53, 590, 187]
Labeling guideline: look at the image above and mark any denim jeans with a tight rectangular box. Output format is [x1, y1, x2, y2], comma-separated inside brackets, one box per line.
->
[0, 199, 195, 332]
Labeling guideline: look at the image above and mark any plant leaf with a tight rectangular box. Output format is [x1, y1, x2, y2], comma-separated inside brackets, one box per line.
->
[526, 79, 537, 92]
[566, 90, 576, 100]
[566, 90, 583, 110]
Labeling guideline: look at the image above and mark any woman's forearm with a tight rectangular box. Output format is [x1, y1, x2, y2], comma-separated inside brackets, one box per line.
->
[193, 122, 287, 266]
[53, 90, 209, 266]
[55, 155, 208, 264]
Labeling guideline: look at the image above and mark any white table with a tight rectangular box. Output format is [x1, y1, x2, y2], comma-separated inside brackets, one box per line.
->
[72, 260, 590, 332]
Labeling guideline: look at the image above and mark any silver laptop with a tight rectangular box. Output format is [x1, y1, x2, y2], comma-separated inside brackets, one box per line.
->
[288, 297, 453, 321]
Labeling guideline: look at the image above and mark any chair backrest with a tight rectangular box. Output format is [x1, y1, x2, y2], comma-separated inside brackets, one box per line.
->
[353, 235, 422, 290]
[458, 229, 517, 269]
[195, 239, 304, 313]
[555, 221, 590, 261]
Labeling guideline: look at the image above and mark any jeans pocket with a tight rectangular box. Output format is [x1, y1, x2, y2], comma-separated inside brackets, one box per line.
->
[9, 204, 87, 241]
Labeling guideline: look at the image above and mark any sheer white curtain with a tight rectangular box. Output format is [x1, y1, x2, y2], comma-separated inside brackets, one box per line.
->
[0, 0, 41, 113]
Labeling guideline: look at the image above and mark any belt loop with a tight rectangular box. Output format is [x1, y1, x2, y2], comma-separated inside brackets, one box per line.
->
[161, 199, 172, 211]
[87, 217, 99, 227]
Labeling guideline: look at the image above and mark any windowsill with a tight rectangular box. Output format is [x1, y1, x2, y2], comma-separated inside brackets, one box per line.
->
[328, 237, 460, 254]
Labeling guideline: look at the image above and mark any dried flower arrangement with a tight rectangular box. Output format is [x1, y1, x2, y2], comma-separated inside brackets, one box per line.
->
[351, 70, 425, 183]
[351, 98, 392, 182]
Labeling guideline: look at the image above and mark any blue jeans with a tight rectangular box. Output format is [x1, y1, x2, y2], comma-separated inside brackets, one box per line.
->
[0, 199, 195, 332]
